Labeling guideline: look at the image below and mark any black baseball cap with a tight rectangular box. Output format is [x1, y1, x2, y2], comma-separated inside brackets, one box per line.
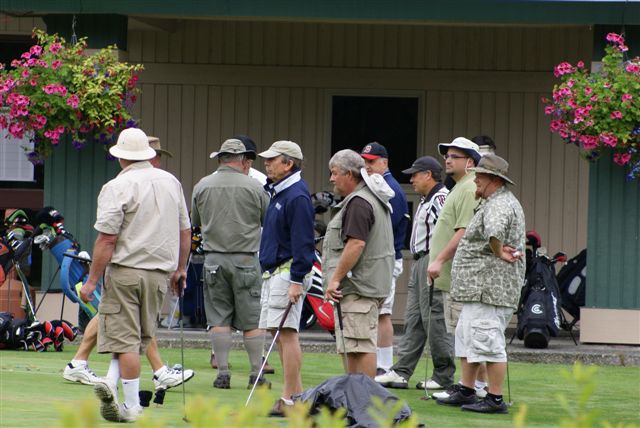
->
[232, 134, 257, 160]
[402, 156, 443, 175]
[360, 142, 388, 160]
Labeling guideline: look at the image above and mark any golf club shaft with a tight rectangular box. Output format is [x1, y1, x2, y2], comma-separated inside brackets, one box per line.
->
[335, 301, 349, 373]
[423, 280, 435, 397]
[245, 301, 294, 407]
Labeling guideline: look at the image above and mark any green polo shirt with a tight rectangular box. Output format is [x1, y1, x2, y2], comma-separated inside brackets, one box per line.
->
[428, 172, 479, 291]
[191, 165, 269, 253]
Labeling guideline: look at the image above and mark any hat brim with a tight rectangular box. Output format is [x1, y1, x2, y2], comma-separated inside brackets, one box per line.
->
[258, 149, 283, 159]
[402, 167, 423, 174]
[154, 148, 173, 158]
[210, 150, 250, 159]
[360, 154, 382, 160]
[469, 167, 515, 185]
[109, 145, 156, 161]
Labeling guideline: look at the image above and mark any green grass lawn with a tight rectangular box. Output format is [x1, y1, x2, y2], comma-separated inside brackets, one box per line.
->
[0, 345, 638, 427]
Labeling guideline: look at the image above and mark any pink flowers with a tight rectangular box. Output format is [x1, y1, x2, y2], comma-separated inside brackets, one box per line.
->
[29, 45, 43, 57]
[42, 84, 68, 96]
[606, 33, 629, 52]
[44, 126, 65, 145]
[32, 115, 47, 130]
[622, 94, 633, 103]
[51, 60, 62, 70]
[610, 111, 623, 120]
[66, 94, 79, 109]
[626, 62, 640, 74]
[49, 43, 62, 54]
[599, 133, 618, 148]
[579, 135, 598, 150]
[613, 153, 631, 166]
[584, 87, 593, 96]
[554, 62, 575, 78]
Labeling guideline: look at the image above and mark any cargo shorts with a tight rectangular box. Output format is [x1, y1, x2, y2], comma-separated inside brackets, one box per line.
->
[202, 252, 262, 331]
[334, 294, 382, 354]
[98, 264, 168, 354]
[454, 302, 514, 363]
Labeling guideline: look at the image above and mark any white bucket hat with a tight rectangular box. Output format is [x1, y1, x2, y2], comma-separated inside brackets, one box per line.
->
[109, 128, 156, 161]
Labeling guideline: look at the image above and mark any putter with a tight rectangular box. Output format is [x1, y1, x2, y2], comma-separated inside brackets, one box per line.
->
[335, 301, 349, 373]
[420, 280, 435, 401]
[506, 348, 513, 406]
[245, 301, 293, 407]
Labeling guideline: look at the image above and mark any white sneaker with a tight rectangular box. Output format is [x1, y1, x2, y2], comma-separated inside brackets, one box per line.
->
[415, 379, 444, 390]
[153, 366, 195, 391]
[93, 378, 120, 422]
[63, 362, 100, 385]
[432, 383, 461, 399]
[119, 403, 144, 423]
[374, 370, 408, 389]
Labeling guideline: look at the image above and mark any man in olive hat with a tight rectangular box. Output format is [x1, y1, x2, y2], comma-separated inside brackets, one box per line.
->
[436, 154, 525, 414]
[191, 139, 270, 390]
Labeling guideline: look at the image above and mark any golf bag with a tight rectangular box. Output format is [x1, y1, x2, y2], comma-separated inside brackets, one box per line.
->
[33, 207, 102, 320]
[515, 252, 565, 349]
[0, 311, 78, 352]
[298, 191, 336, 333]
[556, 249, 587, 327]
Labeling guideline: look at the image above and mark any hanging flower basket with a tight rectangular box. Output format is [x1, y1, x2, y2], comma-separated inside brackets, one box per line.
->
[0, 29, 143, 163]
[542, 33, 640, 181]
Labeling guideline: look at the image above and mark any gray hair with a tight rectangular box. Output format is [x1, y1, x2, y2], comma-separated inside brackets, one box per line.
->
[281, 154, 303, 170]
[329, 149, 364, 179]
[218, 153, 246, 164]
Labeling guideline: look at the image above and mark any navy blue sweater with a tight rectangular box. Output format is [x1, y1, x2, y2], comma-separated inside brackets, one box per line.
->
[259, 172, 315, 283]
[384, 170, 409, 260]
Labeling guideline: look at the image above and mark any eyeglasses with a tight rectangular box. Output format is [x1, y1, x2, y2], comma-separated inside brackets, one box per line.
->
[444, 154, 469, 160]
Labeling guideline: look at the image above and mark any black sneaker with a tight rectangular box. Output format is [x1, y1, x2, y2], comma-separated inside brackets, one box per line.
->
[247, 374, 272, 389]
[462, 398, 509, 414]
[213, 373, 231, 389]
[436, 389, 478, 406]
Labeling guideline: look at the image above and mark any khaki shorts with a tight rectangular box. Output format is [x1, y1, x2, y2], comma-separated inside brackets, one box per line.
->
[454, 302, 514, 363]
[202, 252, 262, 331]
[335, 294, 381, 354]
[443, 291, 463, 334]
[380, 258, 404, 316]
[259, 271, 309, 332]
[98, 264, 168, 354]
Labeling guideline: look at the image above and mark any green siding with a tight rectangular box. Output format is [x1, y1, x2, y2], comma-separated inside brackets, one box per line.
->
[41, 141, 119, 289]
[42, 14, 128, 49]
[586, 153, 640, 310]
[4, 0, 640, 25]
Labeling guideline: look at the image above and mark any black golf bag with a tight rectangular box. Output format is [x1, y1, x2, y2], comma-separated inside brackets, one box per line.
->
[515, 254, 564, 349]
[556, 249, 587, 328]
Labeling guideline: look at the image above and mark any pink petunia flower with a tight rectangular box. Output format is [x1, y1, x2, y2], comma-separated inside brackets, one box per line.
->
[29, 45, 43, 57]
[21, 52, 31, 60]
[579, 135, 598, 150]
[51, 60, 62, 69]
[584, 87, 593, 96]
[613, 153, 631, 166]
[49, 43, 62, 54]
[626, 63, 640, 73]
[577, 61, 585, 69]
[600, 133, 618, 147]
[66, 94, 79, 108]
[610, 111, 623, 120]
[622, 94, 633, 103]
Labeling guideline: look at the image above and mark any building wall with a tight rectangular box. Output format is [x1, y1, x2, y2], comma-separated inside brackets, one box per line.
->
[126, 20, 592, 321]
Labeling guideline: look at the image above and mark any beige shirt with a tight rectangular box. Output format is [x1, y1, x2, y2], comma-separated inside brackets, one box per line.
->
[191, 165, 269, 253]
[94, 161, 190, 272]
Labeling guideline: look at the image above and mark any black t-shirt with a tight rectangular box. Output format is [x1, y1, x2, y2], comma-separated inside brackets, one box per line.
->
[341, 196, 374, 242]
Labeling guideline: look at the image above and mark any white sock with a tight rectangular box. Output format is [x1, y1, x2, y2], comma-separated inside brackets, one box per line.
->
[71, 359, 87, 367]
[377, 346, 394, 370]
[154, 365, 168, 377]
[121, 378, 140, 409]
[475, 380, 488, 390]
[106, 358, 120, 385]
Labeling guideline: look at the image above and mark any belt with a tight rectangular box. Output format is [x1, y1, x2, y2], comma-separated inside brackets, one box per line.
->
[204, 250, 256, 255]
[412, 250, 428, 260]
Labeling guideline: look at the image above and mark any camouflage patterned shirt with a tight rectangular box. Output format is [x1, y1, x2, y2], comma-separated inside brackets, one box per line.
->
[450, 186, 526, 309]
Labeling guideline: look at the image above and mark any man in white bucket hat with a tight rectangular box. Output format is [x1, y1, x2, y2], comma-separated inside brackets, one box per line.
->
[80, 128, 191, 423]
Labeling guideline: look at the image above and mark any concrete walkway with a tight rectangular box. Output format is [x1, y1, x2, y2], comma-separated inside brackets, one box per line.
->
[155, 328, 640, 366]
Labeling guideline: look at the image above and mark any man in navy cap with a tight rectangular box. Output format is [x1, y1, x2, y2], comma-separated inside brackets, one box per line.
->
[360, 142, 409, 375]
